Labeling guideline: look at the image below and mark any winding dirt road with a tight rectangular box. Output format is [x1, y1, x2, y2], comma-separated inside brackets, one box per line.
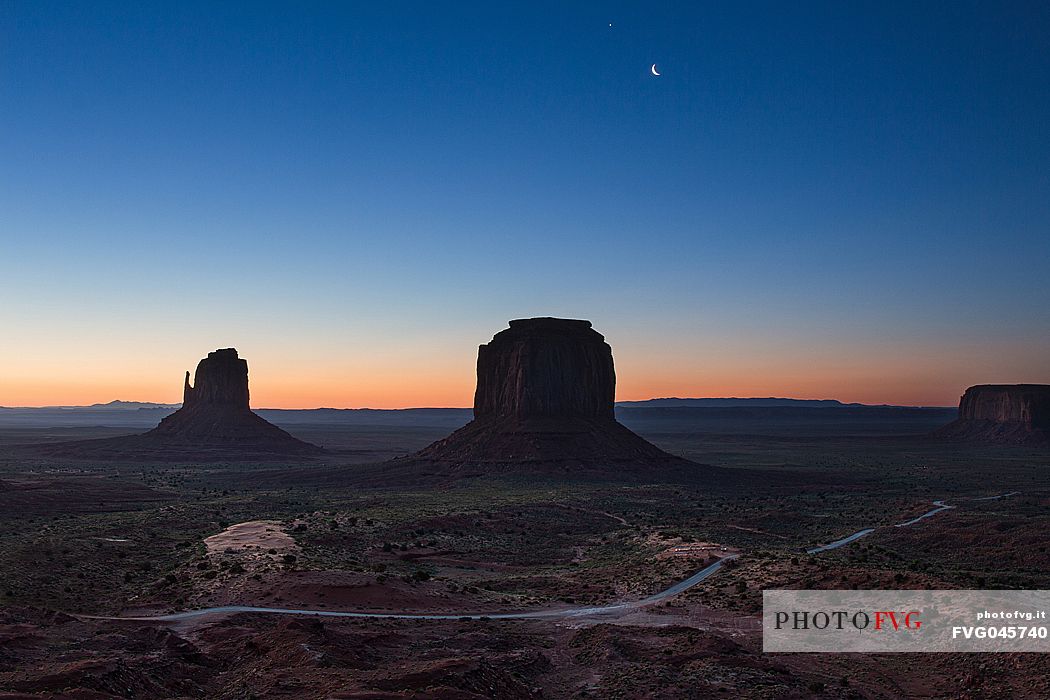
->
[806, 491, 1019, 554]
[82, 491, 1020, 624]
[83, 555, 739, 623]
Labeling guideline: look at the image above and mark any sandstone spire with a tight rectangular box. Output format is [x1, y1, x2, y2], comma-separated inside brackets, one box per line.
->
[146, 348, 320, 454]
[181, 349, 250, 408]
[36, 348, 321, 460]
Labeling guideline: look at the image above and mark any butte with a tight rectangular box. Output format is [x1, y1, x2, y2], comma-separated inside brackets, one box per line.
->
[37, 348, 321, 460]
[935, 384, 1050, 446]
[386, 317, 714, 481]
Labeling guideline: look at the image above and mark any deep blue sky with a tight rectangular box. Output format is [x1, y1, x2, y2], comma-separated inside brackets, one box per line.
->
[2, 1, 1049, 407]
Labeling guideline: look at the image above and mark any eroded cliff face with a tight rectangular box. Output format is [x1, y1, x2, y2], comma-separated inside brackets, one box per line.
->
[473, 318, 615, 421]
[936, 384, 1050, 445]
[183, 348, 250, 408]
[958, 385, 1050, 427]
[407, 318, 698, 477]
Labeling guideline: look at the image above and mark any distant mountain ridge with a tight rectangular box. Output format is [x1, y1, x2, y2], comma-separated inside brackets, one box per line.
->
[79, 400, 181, 411]
[615, 397, 859, 408]
[0, 400, 180, 411]
[1, 397, 946, 412]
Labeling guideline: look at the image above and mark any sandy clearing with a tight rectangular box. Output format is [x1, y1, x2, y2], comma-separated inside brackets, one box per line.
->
[204, 520, 297, 557]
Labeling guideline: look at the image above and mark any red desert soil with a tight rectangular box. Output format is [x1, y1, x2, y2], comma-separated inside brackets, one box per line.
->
[128, 570, 523, 618]
[0, 474, 171, 517]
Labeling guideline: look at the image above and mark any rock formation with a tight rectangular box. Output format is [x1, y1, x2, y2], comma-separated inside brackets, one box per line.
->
[145, 348, 320, 453]
[400, 318, 701, 479]
[473, 318, 616, 422]
[181, 348, 250, 408]
[935, 384, 1050, 446]
[39, 349, 321, 460]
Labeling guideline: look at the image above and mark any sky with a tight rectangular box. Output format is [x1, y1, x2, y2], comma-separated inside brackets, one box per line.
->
[2, 1, 1049, 408]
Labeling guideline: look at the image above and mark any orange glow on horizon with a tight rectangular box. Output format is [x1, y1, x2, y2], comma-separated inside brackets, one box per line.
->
[2, 335, 1041, 410]
[3, 372, 972, 409]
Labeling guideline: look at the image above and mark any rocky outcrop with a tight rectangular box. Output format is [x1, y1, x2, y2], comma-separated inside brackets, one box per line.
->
[474, 318, 616, 421]
[181, 349, 250, 408]
[39, 349, 321, 460]
[145, 349, 320, 454]
[399, 318, 706, 480]
[957, 385, 1050, 425]
[935, 384, 1050, 446]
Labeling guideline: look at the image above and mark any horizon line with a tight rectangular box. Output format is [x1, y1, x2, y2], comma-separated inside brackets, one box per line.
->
[0, 395, 960, 411]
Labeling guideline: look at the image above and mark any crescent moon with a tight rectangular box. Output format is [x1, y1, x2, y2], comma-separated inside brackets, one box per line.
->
[650, 64, 660, 76]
